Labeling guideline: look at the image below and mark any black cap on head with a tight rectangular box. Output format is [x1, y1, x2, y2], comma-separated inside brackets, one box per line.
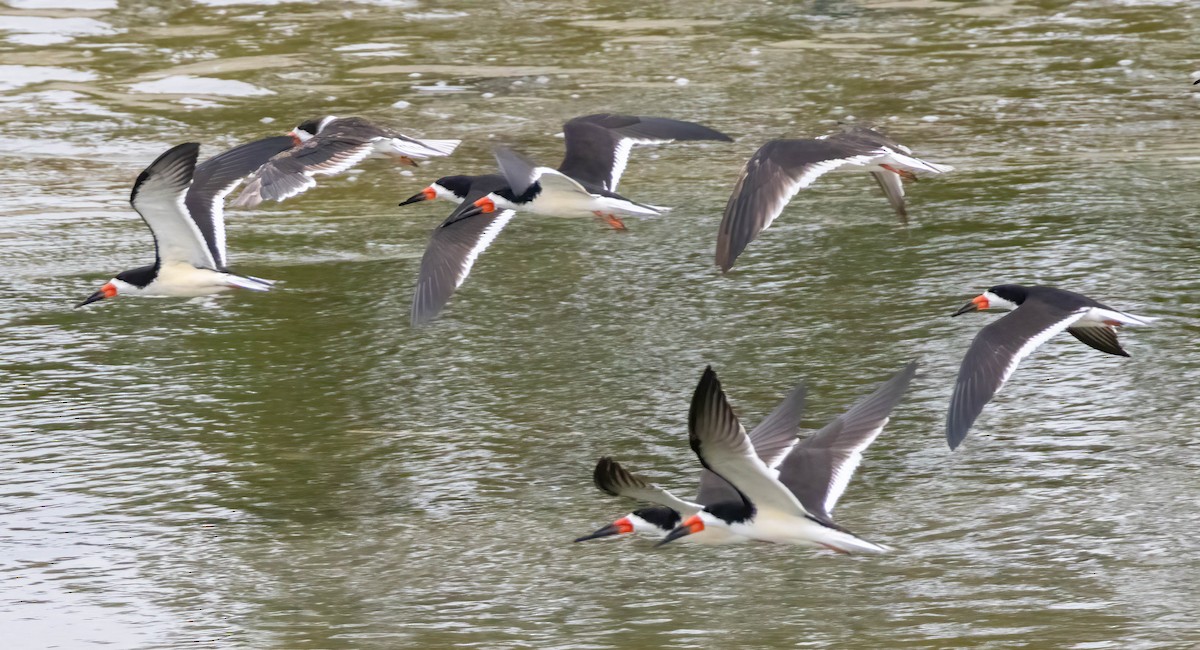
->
[295, 117, 326, 135]
[633, 507, 681, 531]
[434, 176, 474, 198]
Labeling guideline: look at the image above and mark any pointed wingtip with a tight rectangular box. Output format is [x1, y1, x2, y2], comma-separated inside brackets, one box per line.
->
[691, 366, 722, 421]
[592, 456, 621, 495]
[946, 424, 966, 451]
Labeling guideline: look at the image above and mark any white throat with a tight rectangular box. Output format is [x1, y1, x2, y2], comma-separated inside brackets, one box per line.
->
[983, 290, 1018, 311]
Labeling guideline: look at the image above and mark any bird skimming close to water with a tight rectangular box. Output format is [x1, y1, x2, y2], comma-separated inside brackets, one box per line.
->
[79, 142, 281, 307]
[946, 284, 1153, 450]
[403, 113, 731, 230]
[716, 126, 951, 272]
[401, 114, 730, 325]
[654, 363, 915, 553]
[576, 378, 806, 544]
[233, 116, 460, 208]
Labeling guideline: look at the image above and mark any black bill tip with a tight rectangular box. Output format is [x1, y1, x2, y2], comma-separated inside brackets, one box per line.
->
[952, 302, 978, 317]
[654, 526, 693, 548]
[398, 193, 427, 207]
[574, 524, 620, 543]
[76, 291, 106, 308]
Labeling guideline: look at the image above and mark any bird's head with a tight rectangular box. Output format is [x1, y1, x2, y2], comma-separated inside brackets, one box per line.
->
[953, 284, 1026, 316]
[574, 507, 680, 542]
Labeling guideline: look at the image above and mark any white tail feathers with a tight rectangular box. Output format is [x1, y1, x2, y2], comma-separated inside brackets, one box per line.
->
[224, 274, 275, 292]
[824, 529, 892, 555]
[887, 151, 954, 175]
[393, 138, 461, 159]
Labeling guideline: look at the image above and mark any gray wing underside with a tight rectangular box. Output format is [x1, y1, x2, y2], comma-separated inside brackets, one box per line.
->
[232, 136, 376, 207]
[689, 367, 810, 517]
[947, 306, 1087, 449]
[775, 361, 916, 521]
[187, 135, 295, 267]
[870, 171, 907, 223]
[410, 191, 516, 326]
[129, 143, 215, 270]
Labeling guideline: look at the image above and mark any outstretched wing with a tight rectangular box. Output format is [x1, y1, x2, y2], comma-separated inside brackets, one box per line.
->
[688, 366, 811, 518]
[130, 143, 215, 270]
[410, 190, 516, 326]
[776, 362, 916, 521]
[232, 136, 376, 207]
[592, 457, 703, 516]
[716, 138, 880, 272]
[948, 306, 1089, 449]
[187, 135, 294, 267]
[558, 114, 732, 192]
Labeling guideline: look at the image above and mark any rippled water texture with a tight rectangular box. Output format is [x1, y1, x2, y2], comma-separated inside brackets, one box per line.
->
[2, 0, 1199, 647]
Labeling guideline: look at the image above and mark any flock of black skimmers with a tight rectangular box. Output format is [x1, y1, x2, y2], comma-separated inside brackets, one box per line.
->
[78, 114, 1153, 554]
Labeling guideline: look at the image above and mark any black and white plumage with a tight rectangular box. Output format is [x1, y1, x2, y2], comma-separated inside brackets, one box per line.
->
[715, 126, 952, 272]
[463, 145, 664, 226]
[656, 363, 916, 553]
[78, 143, 276, 307]
[947, 284, 1153, 450]
[400, 115, 729, 325]
[575, 379, 806, 543]
[409, 175, 517, 327]
[232, 116, 460, 208]
[403, 113, 730, 228]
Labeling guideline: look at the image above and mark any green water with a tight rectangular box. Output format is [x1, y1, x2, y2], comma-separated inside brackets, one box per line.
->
[2, 0, 1199, 647]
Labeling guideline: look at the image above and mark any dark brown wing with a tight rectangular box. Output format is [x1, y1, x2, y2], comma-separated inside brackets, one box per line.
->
[186, 135, 295, 267]
[1067, 326, 1129, 357]
[232, 136, 376, 207]
[715, 138, 883, 272]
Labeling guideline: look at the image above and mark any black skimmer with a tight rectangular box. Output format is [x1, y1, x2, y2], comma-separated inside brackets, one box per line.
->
[947, 285, 1153, 450]
[78, 142, 278, 307]
[408, 174, 517, 326]
[398, 174, 504, 208]
[656, 362, 916, 554]
[715, 126, 952, 272]
[575, 380, 806, 544]
[402, 113, 731, 229]
[463, 146, 665, 230]
[232, 116, 460, 208]
[401, 115, 729, 325]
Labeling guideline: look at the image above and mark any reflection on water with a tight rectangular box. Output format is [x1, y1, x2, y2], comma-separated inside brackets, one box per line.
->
[1, 0, 1199, 647]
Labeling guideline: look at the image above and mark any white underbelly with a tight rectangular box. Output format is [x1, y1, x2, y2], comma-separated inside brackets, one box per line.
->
[732, 511, 831, 546]
[688, 527, 751, 545]
[525, 191, 603, 218]
[143, 264, 234, 297]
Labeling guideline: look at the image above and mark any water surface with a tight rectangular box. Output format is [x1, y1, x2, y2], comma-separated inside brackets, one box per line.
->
[2, 0, 1199, 647]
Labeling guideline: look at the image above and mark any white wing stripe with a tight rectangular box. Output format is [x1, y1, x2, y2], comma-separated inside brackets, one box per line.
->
[308, 145, 375, 177]
[999, 310, 1090, 388]
[608, 137, 665, 191]
[456, 210, 515, 289]
[608, 139, 633, 191]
